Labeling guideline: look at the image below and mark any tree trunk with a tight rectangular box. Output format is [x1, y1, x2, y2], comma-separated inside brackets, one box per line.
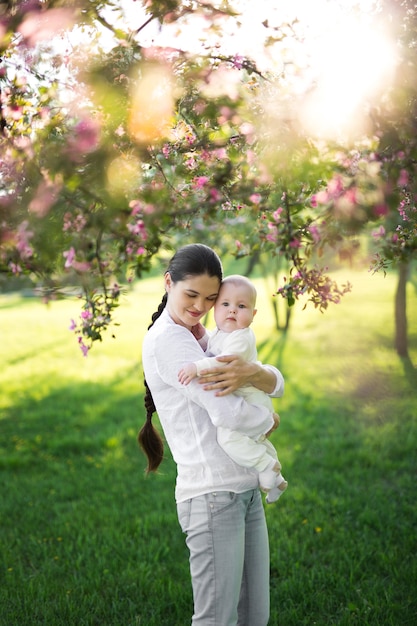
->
[395, 262, 409, 357]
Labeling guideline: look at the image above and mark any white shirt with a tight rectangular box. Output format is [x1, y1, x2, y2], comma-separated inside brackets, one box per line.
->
[195, 327, 273, 410]
[196, 327, 258, 373]
[142, 309, 285, 502]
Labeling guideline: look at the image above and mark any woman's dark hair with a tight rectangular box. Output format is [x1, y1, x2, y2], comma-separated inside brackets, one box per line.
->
[138, 244, 223, 473]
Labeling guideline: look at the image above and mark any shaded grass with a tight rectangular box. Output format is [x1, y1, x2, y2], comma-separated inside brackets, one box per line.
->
[1, 270, 416, 625]
[0, 381, 188, 625]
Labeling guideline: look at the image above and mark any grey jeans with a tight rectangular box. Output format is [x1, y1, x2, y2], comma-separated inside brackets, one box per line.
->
[177, 489, 270, 626]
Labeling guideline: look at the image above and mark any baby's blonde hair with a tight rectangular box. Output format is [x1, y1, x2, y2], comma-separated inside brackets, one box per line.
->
[220, 275, 257, 306]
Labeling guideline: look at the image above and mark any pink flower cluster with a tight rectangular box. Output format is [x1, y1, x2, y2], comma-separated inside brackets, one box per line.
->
[63, 247, 91, 272]
[126, 201, 149, 258]
[266, 207, 283, 242]
[311, 176, 344, 207]
[63, 211, 87, 233]
[277, 266, 351, 311]
[69, 284, 121, 356]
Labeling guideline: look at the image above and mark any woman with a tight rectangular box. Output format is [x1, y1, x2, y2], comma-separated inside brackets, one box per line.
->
[138, 243, 284, 626]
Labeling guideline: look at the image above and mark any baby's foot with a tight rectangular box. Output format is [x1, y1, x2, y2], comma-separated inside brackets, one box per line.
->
[266, 475, 288, 504]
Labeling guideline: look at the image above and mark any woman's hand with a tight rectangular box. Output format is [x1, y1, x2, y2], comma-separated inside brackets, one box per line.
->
[198, 354, 275, 396]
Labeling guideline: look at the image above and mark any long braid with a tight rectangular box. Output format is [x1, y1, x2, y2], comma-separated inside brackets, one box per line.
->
[138, 293, 167, 473]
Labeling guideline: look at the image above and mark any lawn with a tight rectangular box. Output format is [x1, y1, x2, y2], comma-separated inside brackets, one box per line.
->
[0, 268, 416, 625]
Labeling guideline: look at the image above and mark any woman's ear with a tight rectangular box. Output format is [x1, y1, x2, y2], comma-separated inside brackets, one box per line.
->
[164, 272, 172, 292]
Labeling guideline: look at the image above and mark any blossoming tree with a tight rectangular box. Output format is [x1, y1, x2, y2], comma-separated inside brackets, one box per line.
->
[0, 0, 416, 355]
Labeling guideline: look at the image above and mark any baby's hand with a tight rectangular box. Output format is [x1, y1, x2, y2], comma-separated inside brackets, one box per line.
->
[178, 363, 198, 385]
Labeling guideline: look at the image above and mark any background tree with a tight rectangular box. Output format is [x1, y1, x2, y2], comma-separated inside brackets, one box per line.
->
[368, 0, 417, 357]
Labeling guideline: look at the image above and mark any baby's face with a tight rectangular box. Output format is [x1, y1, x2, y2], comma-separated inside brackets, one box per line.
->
[214, 282, 256, 332]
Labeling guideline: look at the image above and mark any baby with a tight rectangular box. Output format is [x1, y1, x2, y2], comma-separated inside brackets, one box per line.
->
[179, 275, 287, 503]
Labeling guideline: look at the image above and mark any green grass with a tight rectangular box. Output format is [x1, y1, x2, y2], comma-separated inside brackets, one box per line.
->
[1, 269, 416, 625]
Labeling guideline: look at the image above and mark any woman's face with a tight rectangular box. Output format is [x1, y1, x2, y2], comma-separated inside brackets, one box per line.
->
[165, 272, 220, 330]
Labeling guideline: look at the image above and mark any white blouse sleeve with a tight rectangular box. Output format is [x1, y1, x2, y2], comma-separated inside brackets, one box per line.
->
[153, 324, 274, 438]
[263, 365, 285, 398]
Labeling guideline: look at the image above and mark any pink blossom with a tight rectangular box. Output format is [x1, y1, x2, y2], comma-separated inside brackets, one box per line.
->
[219, 106, 233, 121]
[185, 156, 197, 169]
[78, 337, 89, 357]
[209, 188, 222, 202]
[69, 319, 77, 331]
[309, 224, 321, 243]
[327, 175, 344, 197]
[214, 148, 228, 160]
[74, 118, 100, 151]
[74, 214, 87, 232]
[193, 101, 206, 116]
[398, 169, 409, 187]
[312, 190, 329, 205]
[266, 223, 277, 241]
[398, 201, 409, 221]
[200, 149, 211, 162]
[239, 122, 255, 144]
[343, 188, 357, 204]
[72, 260, 91, 272]
[240, 122, 254, 136]
[372, 226, 386, 238]
[19, 8, 76, 46]
[246, 150, 257, 166]
[81, 309, 93, 320]
[29, 179, 61, 217]
[68, 116, 100, 161]
[137, 246, 145, 256]
[9, 105, 22, 121]
[127, 218, 147, 238]
[193, 176, 209, 189]
[272, 207, 283, 221]
[232, 55, 244, 69]
[374, 204, 388, 217]
[63, 247, 75, 268]
[129, 200, 143, 215]
[9, 262, 22, 275]
[64, 247, 91, 272]
[63, 213, 72, 232]
[235, 240, 242, 249]
[249, 193, 261, 205]
[289, 239, 301, 248]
